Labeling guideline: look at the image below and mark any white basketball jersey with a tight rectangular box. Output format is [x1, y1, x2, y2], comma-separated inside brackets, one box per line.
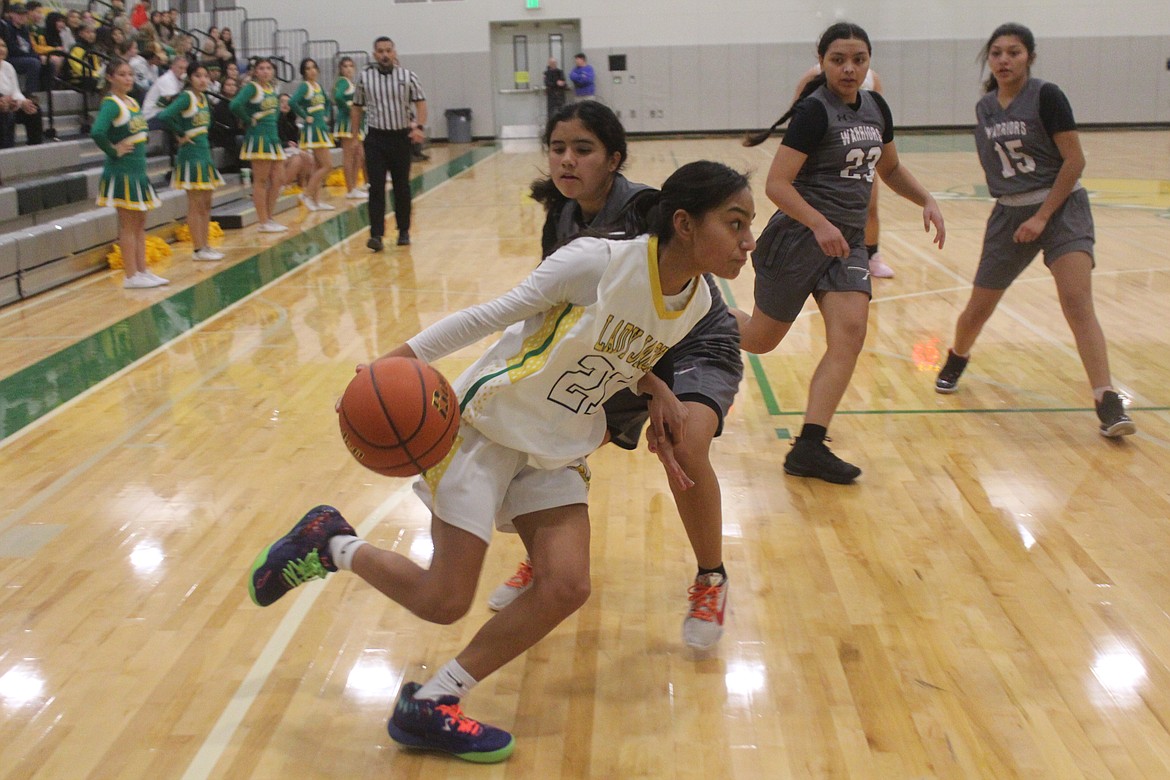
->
[454, 236, 711, 469]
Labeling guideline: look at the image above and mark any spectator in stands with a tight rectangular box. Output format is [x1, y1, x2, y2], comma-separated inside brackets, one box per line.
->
[0, 38, 43, 148]
[64, 9, 82, 42]
[32, 6, 65, 88]
[2, 2, 43, 94]
[205, 61, 221, 93]
[277, 91, 311, 190]
[213, 39, 232, 76]
[171, 34, 194, 63]
[155, 10, 174, 46]
[100, 0, 126, 28]
[218, 27, 235, 62]
[45, 11, 72, 52]
[96, 24, 125, 60]
[68, 23, 103, 94]
[143, 53, 186, 127]
[209, 74, 242, 172]
[130, 0, 150, 30]
[120, 39, 152, 102]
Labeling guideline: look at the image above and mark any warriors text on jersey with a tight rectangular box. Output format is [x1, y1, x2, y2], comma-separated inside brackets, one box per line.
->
[407, 235, 712, 469]
[784, 85, 893, 229]
[974, 78, 1076, 198]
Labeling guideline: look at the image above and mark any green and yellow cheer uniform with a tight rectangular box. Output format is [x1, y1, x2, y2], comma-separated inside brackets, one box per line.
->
[91, 94, 160, 211]
[291, 80, 334, 148]
[230, 81, 284, 161]
[332, 76, 363, 139]
[158, 90, 225, 191]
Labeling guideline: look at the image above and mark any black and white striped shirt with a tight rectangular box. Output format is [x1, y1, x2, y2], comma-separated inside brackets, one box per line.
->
[353, 65, 426, 131]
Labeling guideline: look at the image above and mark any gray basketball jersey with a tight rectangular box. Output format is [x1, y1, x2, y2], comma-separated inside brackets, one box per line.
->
[974, 78, 1067, 198]
[792, 86, 886, 229]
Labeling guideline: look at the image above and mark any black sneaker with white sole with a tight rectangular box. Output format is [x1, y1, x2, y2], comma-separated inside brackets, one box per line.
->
[935, 349, 969, 394]
[1096, 391, 1136, 438]
[783, 437, 861, 484]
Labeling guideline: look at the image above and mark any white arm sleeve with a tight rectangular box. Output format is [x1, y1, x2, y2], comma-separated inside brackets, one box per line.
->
[407, 238, 612, 363]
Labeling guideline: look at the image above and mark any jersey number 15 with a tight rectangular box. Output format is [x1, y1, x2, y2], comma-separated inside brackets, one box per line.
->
[993, 139, 1037, 178]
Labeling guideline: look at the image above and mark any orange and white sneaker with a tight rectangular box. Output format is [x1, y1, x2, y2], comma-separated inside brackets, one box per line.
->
[486, 559, 533, 611]
[683, 572, 728, 650]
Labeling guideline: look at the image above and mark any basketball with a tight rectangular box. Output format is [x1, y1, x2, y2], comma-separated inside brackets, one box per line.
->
[337, 357, 460, 477]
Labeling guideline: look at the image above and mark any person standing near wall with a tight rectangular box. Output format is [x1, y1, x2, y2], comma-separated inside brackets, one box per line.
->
[543, 57, 566, 117]
[569, 53, 594, 100]
[351, 36, 427, 252]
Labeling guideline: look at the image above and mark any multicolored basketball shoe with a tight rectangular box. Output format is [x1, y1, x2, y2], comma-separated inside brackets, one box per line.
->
[486, 559, 534, 611]
[248, 505, 356, 606]
[387, 682, 515, 763]
[682, 571, 729, 650]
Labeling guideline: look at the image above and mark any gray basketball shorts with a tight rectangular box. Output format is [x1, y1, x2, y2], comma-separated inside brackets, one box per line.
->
[604, 326, 743, 451]
[752, 213, 871, 322]
[974, 188, 1095, 290]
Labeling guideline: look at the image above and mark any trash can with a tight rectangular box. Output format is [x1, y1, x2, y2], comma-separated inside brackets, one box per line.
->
[445, 108, 472, 143]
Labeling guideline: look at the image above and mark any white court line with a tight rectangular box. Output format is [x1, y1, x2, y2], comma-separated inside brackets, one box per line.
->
[180, 483, 416, 780]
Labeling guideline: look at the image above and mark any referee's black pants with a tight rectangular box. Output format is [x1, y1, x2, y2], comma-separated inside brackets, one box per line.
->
[364, 128, 413, 238]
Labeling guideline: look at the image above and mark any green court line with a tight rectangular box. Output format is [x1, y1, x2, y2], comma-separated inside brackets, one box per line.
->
[0, 145, 499, 441]
[712, 280, 1166, 424]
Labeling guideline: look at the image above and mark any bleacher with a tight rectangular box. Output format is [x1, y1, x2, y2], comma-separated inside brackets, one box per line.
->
[0, 0, 347, 308]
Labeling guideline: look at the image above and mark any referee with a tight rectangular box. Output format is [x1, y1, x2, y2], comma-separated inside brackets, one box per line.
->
[351, 37, 428, 250]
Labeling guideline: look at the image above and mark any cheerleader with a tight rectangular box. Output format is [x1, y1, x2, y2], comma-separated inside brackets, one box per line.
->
[935, 23, 1135, 438]
[332, 56, 366, 200]
[158, 62, 225, 261]
[737, 22, 945, 484]
[290, 57, 335, 211]
[230, 58, 286, 233]
[92, 58, 166, 289]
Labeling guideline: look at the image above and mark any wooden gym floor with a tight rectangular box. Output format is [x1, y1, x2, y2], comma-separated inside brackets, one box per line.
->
[0, 130, 1168, 779]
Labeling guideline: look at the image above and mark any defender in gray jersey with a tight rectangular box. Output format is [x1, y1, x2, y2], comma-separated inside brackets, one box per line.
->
[737, 22, 945, 485]
[490, 101, 743, 650]
[935, 23, 1135, 438]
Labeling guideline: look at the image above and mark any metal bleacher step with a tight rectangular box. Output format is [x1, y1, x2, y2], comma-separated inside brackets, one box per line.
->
[210, 188, 303, 229]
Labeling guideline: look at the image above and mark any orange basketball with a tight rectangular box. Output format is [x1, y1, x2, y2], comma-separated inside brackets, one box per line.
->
[337, 357, 460, 477]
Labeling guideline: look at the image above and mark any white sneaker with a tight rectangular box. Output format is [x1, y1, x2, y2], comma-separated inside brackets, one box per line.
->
[868, 252, 895, 279]
[299, 194, 317, 211]
[193, 247, 225, 261]
[123, 273, 155, 289]
[142, 271, 170, 286]
[314, 200, 335, 211]
[486, 559, 534, 611]
[346, 188, 367, 199]
[258, 221, 288, 233]
[682, 572, 728, 650]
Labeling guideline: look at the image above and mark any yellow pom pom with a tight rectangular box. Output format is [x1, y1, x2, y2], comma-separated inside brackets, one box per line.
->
[325, 169, 347, 187]
[283, 185, 303, 195]
[145, 235, 174, 270]
[173, 223, 192, 243]
[106, 243, 124, 269]
[208, 221, 224, 239]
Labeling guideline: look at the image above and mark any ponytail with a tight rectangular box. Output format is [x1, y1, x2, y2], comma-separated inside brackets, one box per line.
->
[743, 72, 826, 147]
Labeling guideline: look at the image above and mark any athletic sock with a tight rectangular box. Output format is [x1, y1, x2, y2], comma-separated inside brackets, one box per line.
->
[416, 660, 478, 701]
[866, 243, 879, 258]
[799, 423, 828, 443]
[697, 563, 727, 580]
[327, 535, 367, 571]
[1092, 385, 1114, 403]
